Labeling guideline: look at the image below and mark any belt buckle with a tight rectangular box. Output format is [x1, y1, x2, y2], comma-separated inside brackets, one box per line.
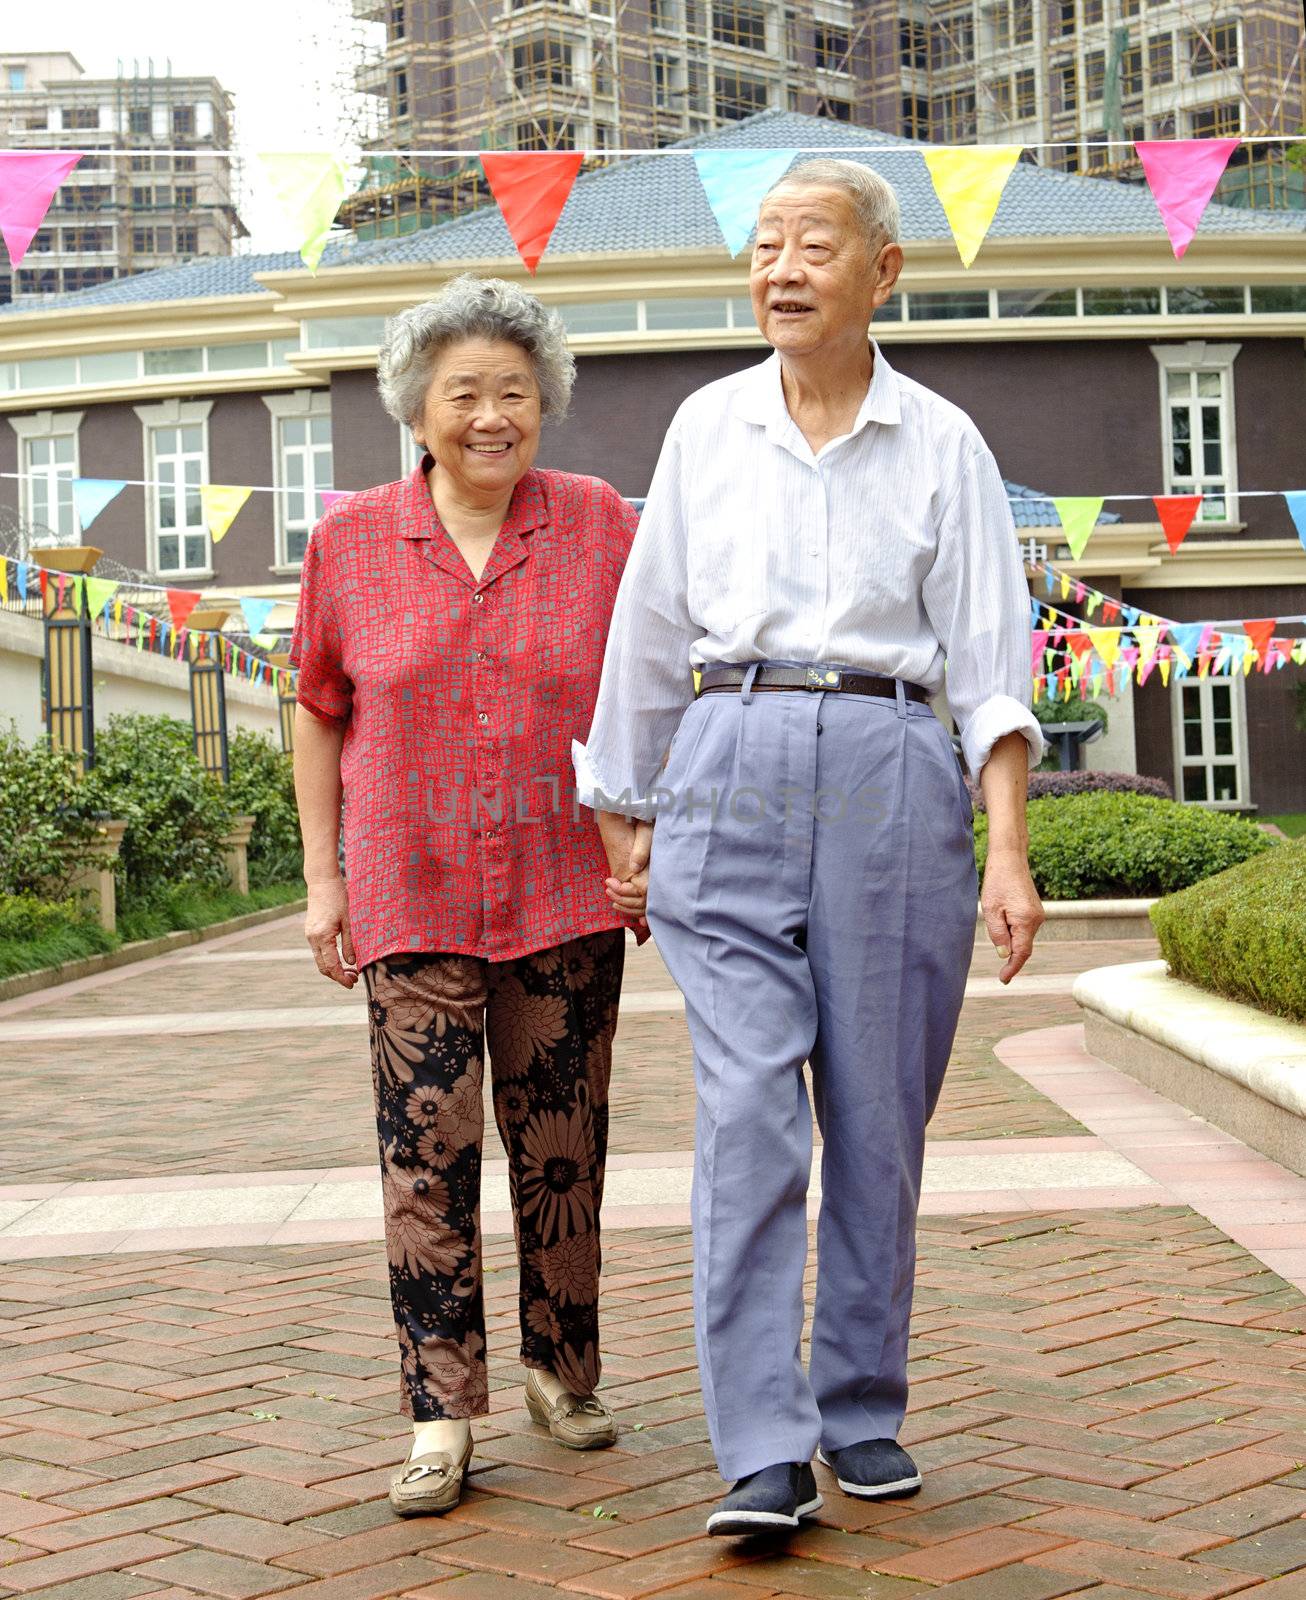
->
[805, 665, 841, 691]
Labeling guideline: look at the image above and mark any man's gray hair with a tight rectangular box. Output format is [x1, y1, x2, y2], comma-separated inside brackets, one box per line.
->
[763, 158, 901, 249]
[377, 274, 576, 427]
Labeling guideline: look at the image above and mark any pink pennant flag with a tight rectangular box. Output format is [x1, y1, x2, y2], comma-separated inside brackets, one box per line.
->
[0, 151, 85, 265]
[1135, 139, 1239, 259]
[319, 490, 350, 512]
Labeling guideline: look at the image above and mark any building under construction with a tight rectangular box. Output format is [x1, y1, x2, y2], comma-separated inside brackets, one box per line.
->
[0, 52, 244, 305]
[340, 0, 1304, 236]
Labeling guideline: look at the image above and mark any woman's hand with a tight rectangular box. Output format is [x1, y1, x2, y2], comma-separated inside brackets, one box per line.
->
[305, 875, 359, 988]
[597, 811, 654, 930]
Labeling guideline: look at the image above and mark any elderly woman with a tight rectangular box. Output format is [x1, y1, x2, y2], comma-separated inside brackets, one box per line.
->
[291, 275, 641, 1518]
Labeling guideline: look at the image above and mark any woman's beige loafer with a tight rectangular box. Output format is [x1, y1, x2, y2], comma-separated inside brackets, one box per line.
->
[524, 1369, 618, 1449]
[388, 1433, 473, 1517]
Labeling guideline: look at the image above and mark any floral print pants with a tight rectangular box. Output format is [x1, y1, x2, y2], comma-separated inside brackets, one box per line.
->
[364, 928, 624, 1421]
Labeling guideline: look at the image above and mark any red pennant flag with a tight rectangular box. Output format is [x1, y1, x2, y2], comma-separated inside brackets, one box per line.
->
[1135, 139, 1239, 260]
[0, 151, 84, 265]
[1101, 599, 1120, 624]
[1154, 494, 1202, 554]
[480, 152, 584, 273]
[1242, 617, 1277, 661]
[1066, 633, 1094, 659]
[167, 589, 201, 631]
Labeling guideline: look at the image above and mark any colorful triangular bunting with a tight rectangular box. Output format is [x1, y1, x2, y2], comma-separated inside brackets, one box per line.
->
[1135, 138, 1239, 260]
[480, 151, 584, 273]
[922, 145, 1022, 268]
[692, 148, 799, 257]
[0, 151, 84, 265]
[72, 478, 127, 534]
[257, 152, 350, 272]
[167, 589, 200, 631]
[200, 484, 252, 543]
[240, 597, 276, 637]
[1153, 493, 1202, 555]
[1053, 497, 1104, 560]
[1284, 490, 1306, 553]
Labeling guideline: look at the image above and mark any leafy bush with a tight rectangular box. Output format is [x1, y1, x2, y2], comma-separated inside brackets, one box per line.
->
[973, 791, 1271, 899]
[0, 725, 95, 899]
[0, 892, 115, 979]
[81, 714, 235, 895]
[1150, 837, 1306, 1023]
[1035, 696, 1108, 771]
[228, 727, 303, 887]
[967, 769, 1173, 811]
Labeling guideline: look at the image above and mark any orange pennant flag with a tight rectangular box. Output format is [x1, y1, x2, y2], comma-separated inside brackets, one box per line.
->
[167, 589, 201, 631]
[481, 152, 584, 273]
[1241, 617, 1277, 662]
[1153, 494, 1202, 555]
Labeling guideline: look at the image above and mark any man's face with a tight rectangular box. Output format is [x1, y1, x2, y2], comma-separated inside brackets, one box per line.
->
[749, 183, 901, 358]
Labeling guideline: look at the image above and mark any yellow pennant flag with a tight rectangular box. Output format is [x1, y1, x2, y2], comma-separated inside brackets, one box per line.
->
[1158, 653, 1172, 686]
[1059, 570, 1071, 600]
[0, 560, 7, 605]
[923, 146, 1023, 268]
[258, 152, 350, 272]
[1087, 628, 1121, 669]
[1134, 624, 1163, 674]
[201, 484, 253, 543]
[1293, 640, 1306, 665]
[1053, 497, 1105, 560]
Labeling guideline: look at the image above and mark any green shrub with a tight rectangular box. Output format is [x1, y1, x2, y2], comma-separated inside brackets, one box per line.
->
[1035, 697, 1108, 772]
[116, 880, 305, 944]
[1150, 838, 1306, 1023]
[0, 725, 96, 899]
[0, 892, 116, 979]
[974, 791, 1271, 899]
[81, 714, 235, 896]
[227, 727, 303, 888]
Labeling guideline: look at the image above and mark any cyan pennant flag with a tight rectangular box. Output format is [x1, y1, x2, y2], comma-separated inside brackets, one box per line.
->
[1169, 623, 1206, 671]
[72, 478, 127, 533]
[1285, 491, 1306, 553]
[15, 562, 27, 602]
[240, 597, 276, 638]
[693, 148, 799, 257]
[1122, 605, 1140, 628]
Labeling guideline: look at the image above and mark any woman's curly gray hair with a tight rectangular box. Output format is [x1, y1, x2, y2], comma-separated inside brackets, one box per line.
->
[377, 275, 575, 428]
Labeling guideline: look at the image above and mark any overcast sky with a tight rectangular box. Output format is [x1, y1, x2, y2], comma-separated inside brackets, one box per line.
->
[10, 0, 380, 251]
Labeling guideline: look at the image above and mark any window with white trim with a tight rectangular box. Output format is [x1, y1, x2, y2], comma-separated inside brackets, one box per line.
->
[263, 391, 333, 568]
[1151, 342, 1239, 522]
[8, 412, 83, 546]
[1173, 674, 1248, 806]
[135, 399, 213, 576]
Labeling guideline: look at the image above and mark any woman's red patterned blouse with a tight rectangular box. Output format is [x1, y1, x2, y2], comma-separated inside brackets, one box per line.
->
[290, 462, 640, 969]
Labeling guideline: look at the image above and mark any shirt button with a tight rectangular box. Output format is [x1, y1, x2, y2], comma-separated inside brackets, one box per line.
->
[472, 592, 484, 605]
[477, 712, 488, 724]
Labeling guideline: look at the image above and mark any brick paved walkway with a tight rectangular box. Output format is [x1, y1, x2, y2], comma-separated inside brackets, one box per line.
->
[3, 912, 1306, 1598]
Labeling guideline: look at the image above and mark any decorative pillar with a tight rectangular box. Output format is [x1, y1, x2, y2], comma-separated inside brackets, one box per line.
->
[68, 817, 128, 931]
[220, 815, 256, 896]
[30, 544, 103, 775]
[268, 651, 296, 754]
[187, 606, 232, 783]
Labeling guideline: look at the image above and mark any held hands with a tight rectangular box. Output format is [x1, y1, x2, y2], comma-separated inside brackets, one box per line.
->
[305, 875, 359, 988]
[597, 811, 654, 932]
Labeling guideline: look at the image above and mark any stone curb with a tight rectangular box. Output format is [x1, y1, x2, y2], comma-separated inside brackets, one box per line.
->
[1074, 958, 1306, 1178]
[0, 899, 308, 1003]
[978, 897, 1157, 941]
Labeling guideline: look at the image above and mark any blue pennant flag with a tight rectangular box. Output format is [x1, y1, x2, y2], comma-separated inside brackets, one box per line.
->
[693, 148, 799, 257]
[1044, 567, 1055, 595]
[72, 478, 127, 533]
[1285, 490, 1306, 553]
[1121, 604, 1140, 628]
[1169, 622, 1206, 670]
[15, 562, 27, 603]
[240, 596, 276, 638]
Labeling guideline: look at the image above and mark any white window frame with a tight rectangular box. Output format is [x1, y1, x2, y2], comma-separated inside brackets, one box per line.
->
[134, 397, 213, 578]
[7, 410, 83, 548]
[262, 389, 333, 572]
[1171, 671, 1250, 809]
[1150, 340, 1240, 527]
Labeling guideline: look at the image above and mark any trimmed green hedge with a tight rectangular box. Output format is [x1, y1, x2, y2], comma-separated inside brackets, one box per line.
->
[1150, 838, 1306, 1023]
[974, 791, 1271, 900]
[0, 893, 114, 979]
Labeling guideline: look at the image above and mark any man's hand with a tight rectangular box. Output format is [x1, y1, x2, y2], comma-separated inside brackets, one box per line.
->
[597, 811, 654, 929]
[305, 875, 359, 988]
[980, 848, 1044, 984]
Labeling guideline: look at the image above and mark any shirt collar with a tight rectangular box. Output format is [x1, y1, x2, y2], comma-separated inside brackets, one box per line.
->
[401, 456, 552, 540]
[735, 340, 902, 441]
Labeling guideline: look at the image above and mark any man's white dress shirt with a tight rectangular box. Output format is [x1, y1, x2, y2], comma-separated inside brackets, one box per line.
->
[573, 343, 1044, 818]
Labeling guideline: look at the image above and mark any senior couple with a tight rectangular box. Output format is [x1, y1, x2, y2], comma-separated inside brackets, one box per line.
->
[291, 159, 1045, 1535]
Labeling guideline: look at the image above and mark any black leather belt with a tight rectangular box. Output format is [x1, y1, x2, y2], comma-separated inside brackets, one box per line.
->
[697, 664, 930, 703]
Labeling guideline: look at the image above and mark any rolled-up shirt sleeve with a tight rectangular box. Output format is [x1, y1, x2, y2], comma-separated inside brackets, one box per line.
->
[572, 419, 698, 818]
[923, 446, 1044, 780]
[289, 524, 353, 725]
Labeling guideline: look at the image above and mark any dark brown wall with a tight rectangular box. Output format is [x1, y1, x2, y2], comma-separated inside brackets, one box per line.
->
[330, 369, 404, 490]
[206, 390, 276, 589]
[1128, 583, 1306, 815]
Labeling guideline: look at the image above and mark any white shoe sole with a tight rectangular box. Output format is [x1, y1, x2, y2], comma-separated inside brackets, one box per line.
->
[816, 1449, 921, 1499]
[706, 1492, 822, 1536]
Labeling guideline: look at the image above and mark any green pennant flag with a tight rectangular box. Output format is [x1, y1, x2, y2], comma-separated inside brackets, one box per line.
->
[85, 575, 119, 621]
[1053, 496, 1105, 560]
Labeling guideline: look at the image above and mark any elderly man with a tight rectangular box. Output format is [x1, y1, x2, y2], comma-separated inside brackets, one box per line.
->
[573, 159, 1045, 1536]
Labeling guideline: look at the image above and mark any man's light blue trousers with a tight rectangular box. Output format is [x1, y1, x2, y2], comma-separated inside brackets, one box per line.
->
[645, 670, 977, 1482]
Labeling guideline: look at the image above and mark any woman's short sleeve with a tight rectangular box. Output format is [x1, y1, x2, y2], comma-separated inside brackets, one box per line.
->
[289, 527, 353, 724]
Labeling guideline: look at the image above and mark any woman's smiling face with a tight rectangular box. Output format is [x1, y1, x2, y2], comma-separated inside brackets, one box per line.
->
[416, 337, 542, 498]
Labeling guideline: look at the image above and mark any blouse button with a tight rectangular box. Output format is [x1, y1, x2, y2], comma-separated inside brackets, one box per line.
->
[477, 712, 488, 724]
[472, 592, 484, 605]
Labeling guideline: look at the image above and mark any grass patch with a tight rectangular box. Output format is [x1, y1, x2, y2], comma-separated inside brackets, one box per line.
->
[1261, 813, 1306, 839]
[1151, 837, 1306, 1023]
[116, 881, 304, 944]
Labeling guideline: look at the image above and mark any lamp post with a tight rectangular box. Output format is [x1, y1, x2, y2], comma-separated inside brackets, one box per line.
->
[267, 651, 296, 754]
[30, 544, 103, 774]
[187, 606, 232, 783]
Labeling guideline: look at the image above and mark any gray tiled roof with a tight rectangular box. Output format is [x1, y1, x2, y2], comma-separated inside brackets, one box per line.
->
[1006, 480, 1122, 527]
[6, 108, 1302, 315]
